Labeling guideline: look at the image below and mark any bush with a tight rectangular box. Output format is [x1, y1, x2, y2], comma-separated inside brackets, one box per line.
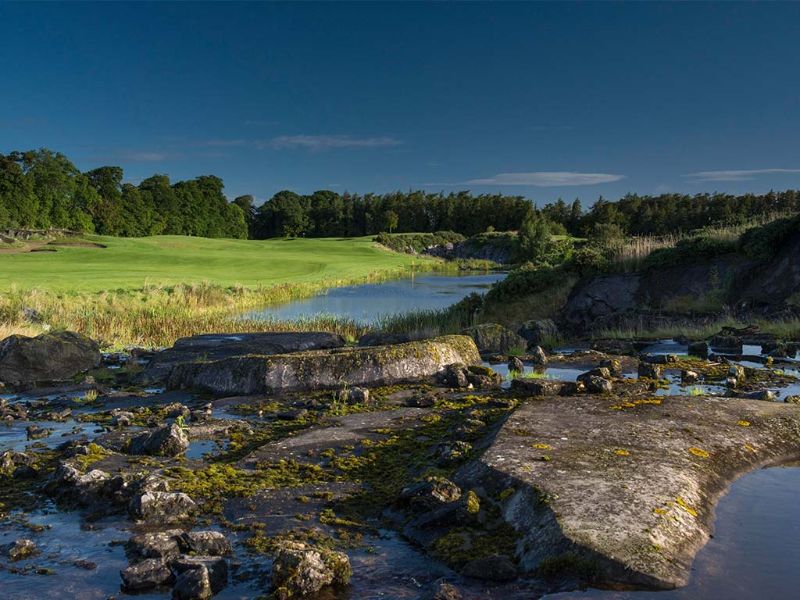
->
[642, 235, 738, 269]
[739, 215, 799, 260]
[485, 264, 565, 303]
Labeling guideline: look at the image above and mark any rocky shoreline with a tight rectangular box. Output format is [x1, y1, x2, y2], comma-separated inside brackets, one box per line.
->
[1, 327, 800, 599]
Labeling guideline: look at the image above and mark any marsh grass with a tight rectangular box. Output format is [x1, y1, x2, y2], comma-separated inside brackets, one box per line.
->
[0, 276, 411, 349]
[607, 211, 799, 272]
[597, 316, 800, 341]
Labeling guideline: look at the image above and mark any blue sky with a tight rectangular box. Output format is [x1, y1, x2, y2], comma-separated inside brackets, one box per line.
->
[2, 2, 800, 206]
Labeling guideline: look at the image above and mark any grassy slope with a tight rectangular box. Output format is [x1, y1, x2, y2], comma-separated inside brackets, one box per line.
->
[0, 235, 428, 293]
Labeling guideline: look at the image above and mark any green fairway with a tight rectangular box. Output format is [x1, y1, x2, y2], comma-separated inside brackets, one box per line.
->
[0, 235, 430, 293]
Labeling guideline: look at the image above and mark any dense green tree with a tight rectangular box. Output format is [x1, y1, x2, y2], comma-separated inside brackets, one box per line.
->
[518, 211, 551, 262]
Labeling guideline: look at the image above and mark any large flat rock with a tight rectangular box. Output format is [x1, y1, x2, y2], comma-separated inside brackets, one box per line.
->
[457, 394, 800, 589]
[167, 335, 481, 396]
[139, 332, 346, 383]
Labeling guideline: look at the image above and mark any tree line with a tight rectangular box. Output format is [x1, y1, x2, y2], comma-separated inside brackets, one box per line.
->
[0, 149, 247, 238]
[3, 148, 799, 242]
[541, 191, 800, 238]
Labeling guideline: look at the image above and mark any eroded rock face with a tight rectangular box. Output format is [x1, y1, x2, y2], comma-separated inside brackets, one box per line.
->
[456, 394, 800, 589]
[168, 335, 481, 396]
[0, 330, 100, 386]
[139, 332, 346, 384]
[518, 319, 560, 348]
[271, 541, 351, 600]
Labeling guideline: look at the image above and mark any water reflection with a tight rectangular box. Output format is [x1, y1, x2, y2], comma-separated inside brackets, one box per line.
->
[244, 272, 505, 324]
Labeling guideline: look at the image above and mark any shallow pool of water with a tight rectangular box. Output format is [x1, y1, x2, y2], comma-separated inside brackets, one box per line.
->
[243, 271, 505, 324]
[545, 465, 800, 600]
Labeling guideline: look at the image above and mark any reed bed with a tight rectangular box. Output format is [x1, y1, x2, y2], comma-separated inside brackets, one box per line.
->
[0, 267, 434, 349]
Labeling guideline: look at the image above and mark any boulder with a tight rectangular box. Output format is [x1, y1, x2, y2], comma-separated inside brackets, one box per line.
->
[139, 331, 346, 384]
[336, 386, 370, 405]
[127, 530, 183, 560]
[168, 335, 481, 396]
[0, 330, 100, 385]
[518, 319, 559, 348]
[121, 558, 174, 591]
[638, 362, 663, 380]
[128, 423, 189, 457]
[178, 531, 232, 557]
[129, 491, 196, 523]
[582, 375, 613, 394]
[465, 323, 527, 355]
[687, 341, 709, 359]
[271, 541, 351, 600]
[172, 556, 228, 599]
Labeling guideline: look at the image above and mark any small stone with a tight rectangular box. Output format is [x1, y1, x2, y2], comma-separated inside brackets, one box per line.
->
[26, 424, 51, 440]
[681, 370, 700, 383]
[400, 477, 461, 509]
[435, 441, 472, 466]
[508, 356, 524, 374]
[4, 538, 39, 561]
[598, 358, 622, 377]
[530, 345, 548, 365]
[271, 542, 350, 600]
[428, 581, 463, 600]
[785, 395, 800, 404]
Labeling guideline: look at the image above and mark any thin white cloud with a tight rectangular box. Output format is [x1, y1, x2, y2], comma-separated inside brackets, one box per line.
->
[465, 171, 625, 187]
[684, 168, 800, 182]
[261, 135, 402, 150]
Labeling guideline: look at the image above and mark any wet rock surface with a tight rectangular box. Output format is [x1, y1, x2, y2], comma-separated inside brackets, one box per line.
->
[139, 331, 346, 383]
[167, 335, 481, 395]
[2, 327, 800, 599]
[458, 393, 800, 589]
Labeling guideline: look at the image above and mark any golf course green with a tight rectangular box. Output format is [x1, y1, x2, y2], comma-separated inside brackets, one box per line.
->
[0, 235, 431, 293]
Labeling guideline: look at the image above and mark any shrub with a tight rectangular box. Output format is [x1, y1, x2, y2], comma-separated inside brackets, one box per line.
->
[739, 215, 799, 260]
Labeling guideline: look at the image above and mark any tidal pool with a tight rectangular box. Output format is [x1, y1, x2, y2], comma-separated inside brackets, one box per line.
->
[244, 271, 505, 324]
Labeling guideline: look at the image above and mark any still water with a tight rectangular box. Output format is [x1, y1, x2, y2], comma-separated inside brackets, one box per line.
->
[547, 466, 800, 600]
[244, 271, 506, 324]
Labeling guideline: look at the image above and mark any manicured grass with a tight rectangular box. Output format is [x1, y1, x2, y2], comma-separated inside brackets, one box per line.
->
[0, 235, 430, 293]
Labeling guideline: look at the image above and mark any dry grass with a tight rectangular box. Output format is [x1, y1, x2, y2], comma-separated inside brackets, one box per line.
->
[608, 211, 798, 272]
[0, 273, 432, 349]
